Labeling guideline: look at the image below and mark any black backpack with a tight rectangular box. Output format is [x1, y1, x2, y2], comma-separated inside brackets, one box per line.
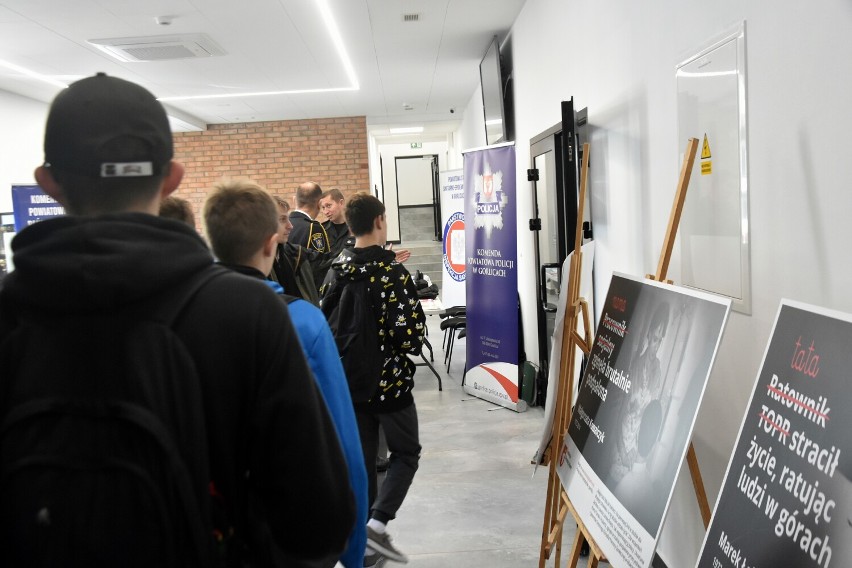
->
[321, 278, 383, 403]
[0, 267, 225, 568]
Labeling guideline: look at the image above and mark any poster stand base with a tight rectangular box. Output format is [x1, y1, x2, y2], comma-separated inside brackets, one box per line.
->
[564, 494, 607, 568]
[462, 383, 528, 412]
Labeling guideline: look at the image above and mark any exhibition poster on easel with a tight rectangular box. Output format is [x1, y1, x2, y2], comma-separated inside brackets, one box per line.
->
[557, 272, 730, 568]
[695, 300, 852, 568]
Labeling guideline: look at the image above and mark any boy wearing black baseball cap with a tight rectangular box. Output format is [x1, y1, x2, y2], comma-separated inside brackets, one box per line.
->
[0, 73, 355, 566]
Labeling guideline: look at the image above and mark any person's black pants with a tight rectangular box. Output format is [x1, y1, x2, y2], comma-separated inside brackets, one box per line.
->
[355, 403, 421, 524]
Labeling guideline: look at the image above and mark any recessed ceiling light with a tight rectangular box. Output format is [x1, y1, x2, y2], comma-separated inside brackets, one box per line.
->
[0, 59, 68, 89]
[159, 0, 359, 102]
[390, 126, 424, 134]
[159, 85, 356, 102]
[315, 0, 359, 90]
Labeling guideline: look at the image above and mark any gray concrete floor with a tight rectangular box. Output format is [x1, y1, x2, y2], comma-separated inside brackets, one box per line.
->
[379, 314, 589, 568]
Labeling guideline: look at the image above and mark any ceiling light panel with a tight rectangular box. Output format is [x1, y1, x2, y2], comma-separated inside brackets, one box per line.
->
[88, 34, 226, 63]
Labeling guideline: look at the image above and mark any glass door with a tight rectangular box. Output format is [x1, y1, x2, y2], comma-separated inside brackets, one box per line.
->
[528, 99, 591, 405]
[530, 125, 565, 404]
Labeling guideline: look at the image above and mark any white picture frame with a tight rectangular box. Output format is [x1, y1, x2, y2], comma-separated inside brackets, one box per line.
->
[676, 22, 751, 314]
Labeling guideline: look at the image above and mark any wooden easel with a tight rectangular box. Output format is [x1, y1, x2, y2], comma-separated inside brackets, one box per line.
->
[644, 137, 712, 527]
[538, 137, 706, 568]
[538, 143, 594, 567]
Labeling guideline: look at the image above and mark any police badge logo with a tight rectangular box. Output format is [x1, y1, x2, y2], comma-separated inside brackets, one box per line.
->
[472, 161, 507, 237]
[309, 223, 327, 252]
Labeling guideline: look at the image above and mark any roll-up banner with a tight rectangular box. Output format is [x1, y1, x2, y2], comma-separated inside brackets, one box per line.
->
[439, 168, 466, 308]
[11, 184, 65, 231]
[462, 143, 525, 412]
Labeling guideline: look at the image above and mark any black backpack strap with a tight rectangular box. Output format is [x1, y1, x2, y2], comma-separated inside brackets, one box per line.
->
[132, 265, 228, 564]
[294, 245, 303, 269]
[280, 293, 300, 306]
[320, 277, 346, 317]
[149, 265, 230, 327]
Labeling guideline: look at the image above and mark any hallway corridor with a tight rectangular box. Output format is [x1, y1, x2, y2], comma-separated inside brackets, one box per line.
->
[383, 315, 586, 567]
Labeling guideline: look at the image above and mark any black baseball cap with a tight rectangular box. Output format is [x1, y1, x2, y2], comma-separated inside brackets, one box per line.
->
[43, 72, 173, 178]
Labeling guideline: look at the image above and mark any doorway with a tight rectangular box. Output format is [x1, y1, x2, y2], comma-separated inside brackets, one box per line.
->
[528, 99, 591, 404]
[395, 154, 441, 242]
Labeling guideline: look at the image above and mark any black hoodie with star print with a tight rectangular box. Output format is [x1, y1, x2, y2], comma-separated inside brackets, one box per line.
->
[322, 245, 426, 413]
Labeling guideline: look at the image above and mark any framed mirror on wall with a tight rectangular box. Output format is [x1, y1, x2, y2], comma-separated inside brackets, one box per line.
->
[676, 22, 751, 314]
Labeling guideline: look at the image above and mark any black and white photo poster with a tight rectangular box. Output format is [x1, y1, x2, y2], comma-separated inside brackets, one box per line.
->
[557, 273, 730, 568]
[696, 301, 852, 568]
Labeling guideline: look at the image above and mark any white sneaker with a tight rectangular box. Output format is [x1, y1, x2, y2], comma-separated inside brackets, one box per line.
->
[366, 526, 408, 563]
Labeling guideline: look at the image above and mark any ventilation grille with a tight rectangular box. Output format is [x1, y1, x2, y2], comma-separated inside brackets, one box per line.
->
[88, 34, 226, 62]
[402, 13, 420, 22]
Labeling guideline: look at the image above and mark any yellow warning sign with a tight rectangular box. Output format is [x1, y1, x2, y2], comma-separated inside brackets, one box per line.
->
[701, 134, 712, 159]
[701, 161, 712, 175]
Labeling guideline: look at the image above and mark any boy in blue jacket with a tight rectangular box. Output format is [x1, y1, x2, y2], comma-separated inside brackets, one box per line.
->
[203, 179, 367, 568]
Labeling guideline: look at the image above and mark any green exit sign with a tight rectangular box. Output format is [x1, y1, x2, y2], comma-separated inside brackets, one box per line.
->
[410, 142, 422, 149]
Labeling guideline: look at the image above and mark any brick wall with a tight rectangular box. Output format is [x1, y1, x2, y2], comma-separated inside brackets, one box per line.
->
[172, 116, 370, 219]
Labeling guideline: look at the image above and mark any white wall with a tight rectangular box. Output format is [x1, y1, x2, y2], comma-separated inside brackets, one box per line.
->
[497, 0, 852, 566]
[457, 82, 487, 155]
[0, 91, 48, 212]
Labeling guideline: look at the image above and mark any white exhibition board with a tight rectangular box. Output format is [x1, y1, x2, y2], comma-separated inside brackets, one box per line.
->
[695, 300, 852, 568]
[557, 272, 731, 568]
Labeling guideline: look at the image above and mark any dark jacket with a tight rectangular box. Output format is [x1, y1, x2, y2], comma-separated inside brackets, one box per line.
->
[0, 214, 355, 566]
[323, 220, 353, 258]
[271, 242, 320, 305]
[321, 246, 426, 414]
[289, 210, 330, 254]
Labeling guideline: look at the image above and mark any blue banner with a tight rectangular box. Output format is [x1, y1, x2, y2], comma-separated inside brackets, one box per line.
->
[11, 184, 66, 231]
[463, 144, 523, 411]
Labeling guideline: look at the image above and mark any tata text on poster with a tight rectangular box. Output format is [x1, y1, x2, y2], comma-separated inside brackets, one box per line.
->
[557, 273, 730, 568]
[463, 144, 523, 411]
[695, 301, 852, 568]
[440, 168, 465, 308]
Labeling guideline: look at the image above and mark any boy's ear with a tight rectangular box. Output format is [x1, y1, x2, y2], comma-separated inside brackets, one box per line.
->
[159, 160, 184, 199]
[263, 232, 279, 257]
[35, 166, 66, 206]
